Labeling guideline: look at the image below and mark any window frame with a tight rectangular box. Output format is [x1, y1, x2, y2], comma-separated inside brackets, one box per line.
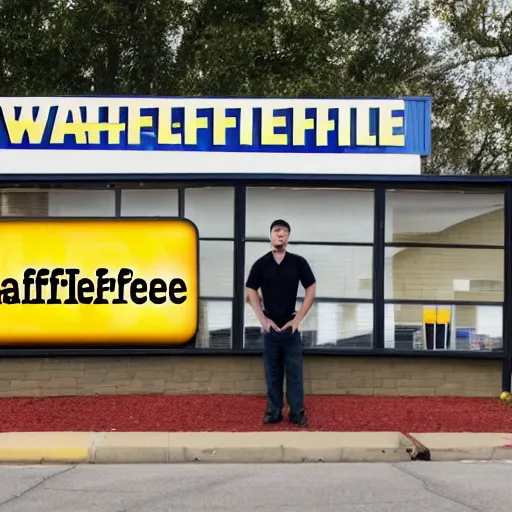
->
[380, 186, 506, 354]
[0, 179, 508, 362]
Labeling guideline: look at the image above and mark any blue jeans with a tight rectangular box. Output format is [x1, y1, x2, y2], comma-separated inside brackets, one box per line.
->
[262, 328, 304, 422]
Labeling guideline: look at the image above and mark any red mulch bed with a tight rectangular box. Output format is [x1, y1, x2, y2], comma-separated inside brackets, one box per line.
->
[0, 395, 511, 433]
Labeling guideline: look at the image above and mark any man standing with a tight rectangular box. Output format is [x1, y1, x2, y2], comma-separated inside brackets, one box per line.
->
[246, 219, 316, 427]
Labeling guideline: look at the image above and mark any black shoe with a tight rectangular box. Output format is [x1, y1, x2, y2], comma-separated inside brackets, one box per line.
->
[263, 411, 283, 424]
[290, 411, 309, 428]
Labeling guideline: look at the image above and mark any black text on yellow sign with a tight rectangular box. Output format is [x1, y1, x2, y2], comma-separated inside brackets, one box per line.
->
[0, 219, 199, 345]
[0, 268, 188, 306]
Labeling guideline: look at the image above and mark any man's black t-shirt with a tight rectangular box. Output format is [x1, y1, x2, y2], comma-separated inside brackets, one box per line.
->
[245, 251, 316, 328]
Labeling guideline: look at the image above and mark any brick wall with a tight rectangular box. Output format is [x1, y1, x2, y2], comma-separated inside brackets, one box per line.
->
[0, 356, 501, 398]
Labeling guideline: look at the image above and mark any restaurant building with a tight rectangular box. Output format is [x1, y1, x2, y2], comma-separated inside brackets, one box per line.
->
[0, 96, 508, 398]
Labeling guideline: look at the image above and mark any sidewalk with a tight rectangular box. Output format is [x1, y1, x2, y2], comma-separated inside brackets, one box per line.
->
[1, 431, 512, 463]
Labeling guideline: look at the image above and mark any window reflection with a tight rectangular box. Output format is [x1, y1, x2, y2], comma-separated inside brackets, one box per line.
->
[385, 190, 504, 246]
[246, 187, 374, 243]
[384, 303, 503, 351]
[385, 247, 504, 302]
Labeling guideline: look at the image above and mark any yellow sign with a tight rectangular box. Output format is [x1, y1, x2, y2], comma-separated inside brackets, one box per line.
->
[436, 309, 451, 324]
[423, 308, 451, 325]
[0, 219, 198, 345]
[423, 309, 436, 324]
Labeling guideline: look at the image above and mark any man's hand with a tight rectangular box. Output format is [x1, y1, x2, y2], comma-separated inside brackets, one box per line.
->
[262, 317, 281, 333]
[282, 318, 300, 333]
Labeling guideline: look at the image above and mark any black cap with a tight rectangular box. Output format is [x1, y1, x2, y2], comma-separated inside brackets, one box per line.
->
[270, 219, 291, 232]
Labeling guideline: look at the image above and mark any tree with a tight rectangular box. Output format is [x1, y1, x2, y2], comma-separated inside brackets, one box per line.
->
[0, 0, 185, 95]
[422, 0, 512, 174]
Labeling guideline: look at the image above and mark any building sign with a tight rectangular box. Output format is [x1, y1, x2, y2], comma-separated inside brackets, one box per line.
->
[0, 96, 431, 175]
[0, 219, 198, 345]
[0, 96, 430, 154]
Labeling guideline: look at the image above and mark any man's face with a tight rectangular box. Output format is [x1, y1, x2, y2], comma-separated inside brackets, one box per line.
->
[270, 225, 290, 249]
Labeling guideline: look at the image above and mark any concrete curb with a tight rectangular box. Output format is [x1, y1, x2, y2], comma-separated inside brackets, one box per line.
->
[409, 433, 512, 461]
[2, 432, 511, 464]
[0, 432, 95, 464]
[0, 432, 415, 464]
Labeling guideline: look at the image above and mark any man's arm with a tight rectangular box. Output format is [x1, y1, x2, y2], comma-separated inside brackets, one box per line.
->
[246, 287, 263, 305]
[294, 282, 316, 324]
[246, 288, 266, 324]
[296, 256, 316, 324]
[284, 256, 316, 332]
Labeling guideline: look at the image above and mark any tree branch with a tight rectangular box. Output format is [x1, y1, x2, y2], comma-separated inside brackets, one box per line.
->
[405, 50, 508, 81]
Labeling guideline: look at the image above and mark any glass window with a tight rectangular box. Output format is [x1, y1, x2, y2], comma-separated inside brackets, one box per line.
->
[185, 187, 234, 238]
[199, 241, 233, 298]
[193, 299, 232, 349]
[385, 247, 504, 302]
[246, 187, 374, 242]
[121, 189, 178, 216]
[245, 242, 373, 299]
[384, 303, 503, 351]
[0, 190, 49, 217]
[244, 301, 373, 349]
[48, 190, 115, 217]
[385, 190, 505, 246]
[1, 189, 117, 218]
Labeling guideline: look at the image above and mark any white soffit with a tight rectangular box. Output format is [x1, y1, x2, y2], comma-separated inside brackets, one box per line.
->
[0, 150, 421, 176]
